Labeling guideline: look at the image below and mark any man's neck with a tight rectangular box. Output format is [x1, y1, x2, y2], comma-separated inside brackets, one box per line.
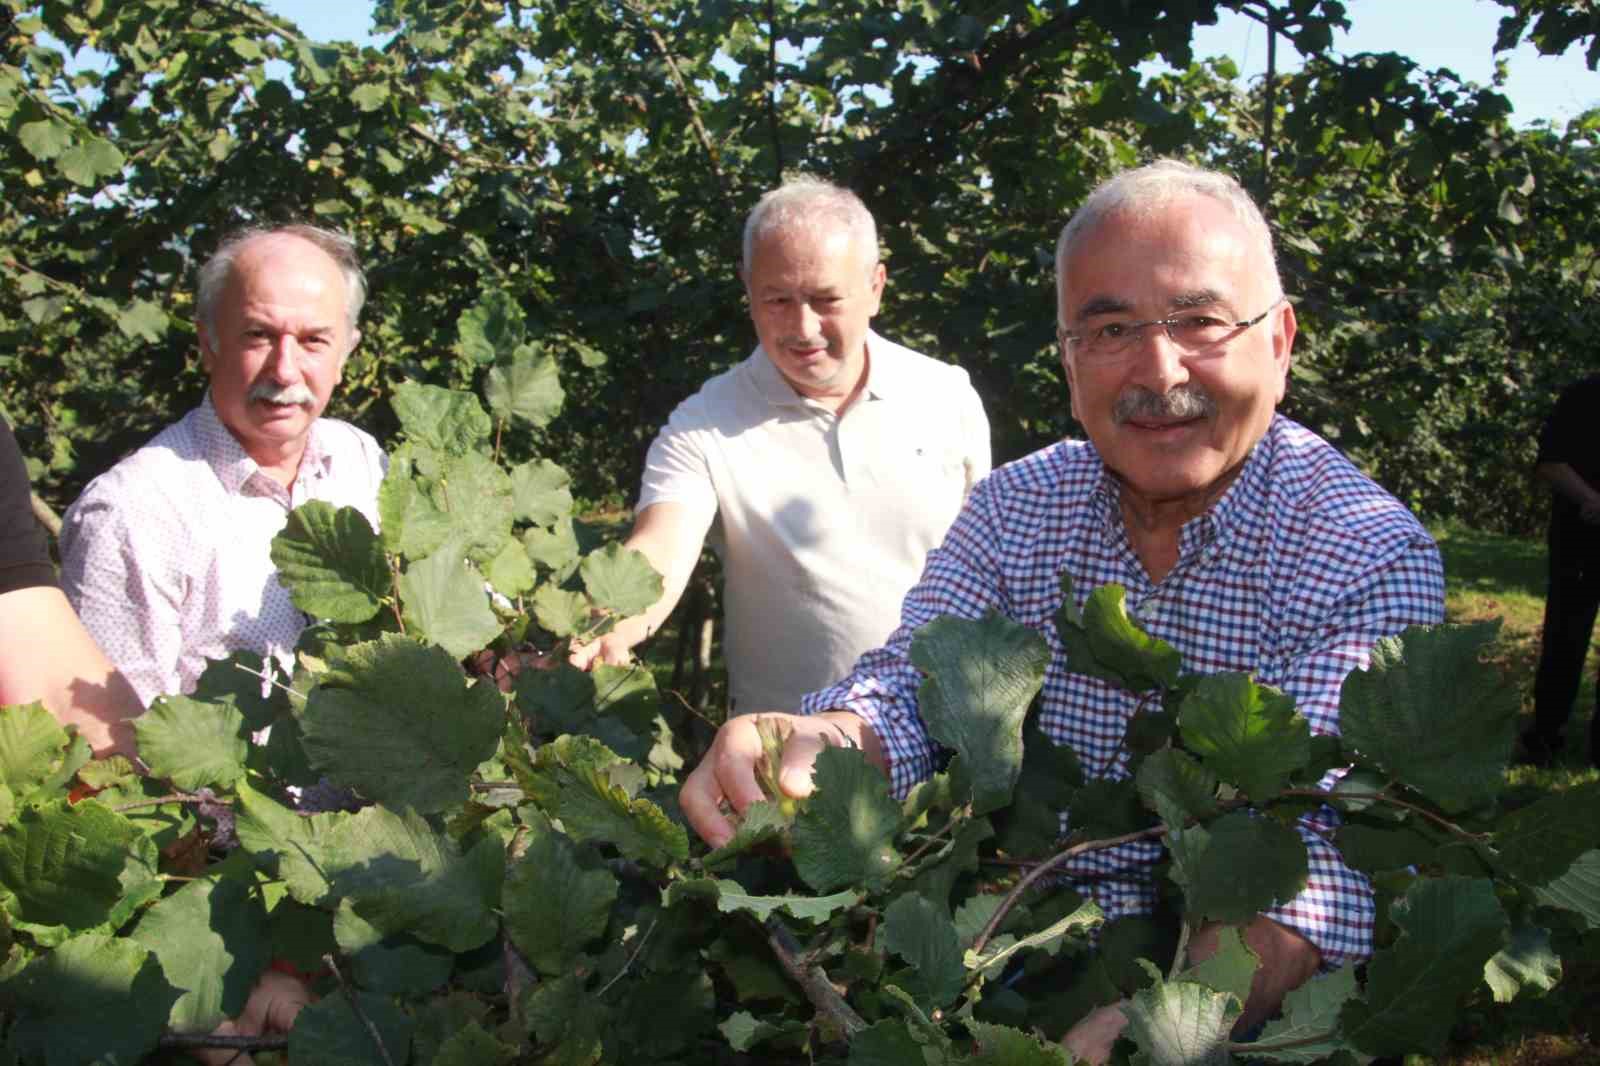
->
[245, 438, 310, 489]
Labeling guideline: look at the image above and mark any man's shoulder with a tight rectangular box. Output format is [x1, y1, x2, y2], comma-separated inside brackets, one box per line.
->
[76, 409, 208, 499]
[870, 333, 976, 394]
[980, 438, 1097, 508]
[311, 415, 384, 458]
[1263, 418, 1430, 542]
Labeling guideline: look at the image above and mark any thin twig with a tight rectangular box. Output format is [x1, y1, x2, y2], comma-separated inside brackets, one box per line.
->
[597, 919, 658, 997]
[618, 0, 724, 184]
[970, 824, 1167, 956]
[1280, 788, 1490, 843]
[232, 658, 307, 701]
[158, 1033, 290, 1052]
[388, 558, 406, 634]
[112, 793, 231, 813]
[323, 953, 397, 1066]
[896, 807, 970, 871]
[1167, 919, 1192, 981]
[763, 916, 866, 1037]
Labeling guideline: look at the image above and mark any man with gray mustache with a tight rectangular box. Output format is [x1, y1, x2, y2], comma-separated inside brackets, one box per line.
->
[679, 160, 1445, 1061]
[59, 225, 385, 706]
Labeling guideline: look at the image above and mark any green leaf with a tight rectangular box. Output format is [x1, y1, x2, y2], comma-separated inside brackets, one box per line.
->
[6, 933, 179, 1066]
[965, 1020, 1074, 1064]
[791, 745, 902, 892]
[525, 738, 687, 867]
[392, 380, 492, 456]
[350, 82, 389, 111]
[580, 542, 664, 617]
[133, 694, 249, 790]
[1253, 965, 1357, 1063]
[721, 1010, 806, 1052]
[485, 537, 536, 598]
[1178, 925, 1258, 1009]
[270, 501, 388, 623]
[511, 459, 574, 526]
[1177, 674, 1309, 802]
[1483, 922, 1562, 1003]
[992, 715, 1080, 858]
[1341, 876, 1509, 1056]
[908, 611, 1051, 815]
[1057, 578, 1182, 692]
[1135, 747, 1218, 830]
[326, 806, 503, 953]
[699, 799, 789, 869]
[1122, 968, 1238, 1066]
[191, 650, 282, 731]
[397, 549, 504, 659]
[1492, 779, 1600, 886]
[289, 988, 414, 1066]
[0, 702, 69, 795]
[524, 972, 610, 1061]
[233, 780, 350, 906]
[533, 584, 592, 638]
[1533, 849, 1600, 929]
[850, 1019, 928, 1065]
[503, 823, 617, 975]
[455, 289, 526, 365]
[115, 299, 169, 343]
[56, 136, 124, 186]
[486, 348, 565, 427]
[303, 634, 505, 813]
[882, 892, 965, 1009]
[0, 799, 161, 933]
[963, 898, 1103, 977]
[422, 451, 516, 566]
[525, 516, 581, 577]
[433, 1021, 516, 1066]
[664, 878, 860, 923]
[131, 877, 270, 1031]
[1172, 811, 1308, 925]
[17, 117, 72, 160]
[1333, 821, 1442, 876]
[377, 448, 453, 558]
[1338, 622, 1514, 814]
[333, 899, 453, 998]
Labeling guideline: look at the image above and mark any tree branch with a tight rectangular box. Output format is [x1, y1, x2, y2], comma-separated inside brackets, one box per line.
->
[763, 916, 866, 1038]
[158, 1033, 290, 1052]
[619, 0, 725, 185]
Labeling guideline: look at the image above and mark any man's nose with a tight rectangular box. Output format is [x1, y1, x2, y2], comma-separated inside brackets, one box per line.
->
[1123, 323, 1189, 391]
[264, 338, 305, 381]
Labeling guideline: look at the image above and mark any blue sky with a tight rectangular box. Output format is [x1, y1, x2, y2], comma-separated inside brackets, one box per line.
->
[260, 0, 1598, 127]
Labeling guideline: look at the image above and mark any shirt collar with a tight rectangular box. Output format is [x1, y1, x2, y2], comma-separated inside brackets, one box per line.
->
[196, 392, 329, 495]
[1090, 415, 1282, 550]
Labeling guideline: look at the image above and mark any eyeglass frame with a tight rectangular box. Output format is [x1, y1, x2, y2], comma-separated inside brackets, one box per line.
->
[1055, 296, 1286, 360]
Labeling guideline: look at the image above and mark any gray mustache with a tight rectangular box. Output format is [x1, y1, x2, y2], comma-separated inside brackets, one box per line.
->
[1113, 386, 1217, 424]
[248, 382, 315, 406]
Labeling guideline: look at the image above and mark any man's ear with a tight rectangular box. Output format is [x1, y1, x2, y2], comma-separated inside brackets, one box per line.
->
[197, 325, 217, 373]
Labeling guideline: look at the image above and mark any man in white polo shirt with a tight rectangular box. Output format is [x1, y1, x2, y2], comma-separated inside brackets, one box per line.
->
[570, 176, 990, 712]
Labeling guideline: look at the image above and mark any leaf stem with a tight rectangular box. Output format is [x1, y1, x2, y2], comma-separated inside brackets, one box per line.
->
[970, 824, 1167, 956]
[597, 919, 657, 997]
[1167, 919, 1192, 981]
[388, 557, 407, 634]
[1279, 788, 1489, 843]
[323, 953, 397, 1066]
[158, 1033, 289, 1053]
[112, 792, 232, 813]
[896, 806, 970, 872]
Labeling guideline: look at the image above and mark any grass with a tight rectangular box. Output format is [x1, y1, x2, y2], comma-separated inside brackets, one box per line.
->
[605, 513, 1600, 1062]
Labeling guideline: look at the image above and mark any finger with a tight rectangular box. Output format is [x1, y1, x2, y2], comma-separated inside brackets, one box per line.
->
[679, 758, 738, 847]
[598, 642, 633, 667]
[567, 641, 597, 671]
[777, 723, 833, 799]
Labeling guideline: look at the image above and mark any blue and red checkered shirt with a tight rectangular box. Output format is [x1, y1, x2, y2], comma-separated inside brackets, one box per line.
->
[801, 415, 1446, 965]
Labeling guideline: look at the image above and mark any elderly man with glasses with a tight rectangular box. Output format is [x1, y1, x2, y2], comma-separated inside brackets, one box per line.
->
[678, 159, 1445, 1061]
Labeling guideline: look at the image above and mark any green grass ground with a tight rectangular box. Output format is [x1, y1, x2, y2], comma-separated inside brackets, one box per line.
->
[611, 515, 1600, 1063]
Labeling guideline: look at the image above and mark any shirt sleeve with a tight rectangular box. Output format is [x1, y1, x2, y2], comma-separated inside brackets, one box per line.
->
[0, 418, 56, 595]
[1536, 380, 1587, 467]
[956, 370, 992, 492]
[1260, 534, 1446, 966]
[801, 475, 1013, 795]
[635, 396, 720, 524]
[58, 482, 185, 707]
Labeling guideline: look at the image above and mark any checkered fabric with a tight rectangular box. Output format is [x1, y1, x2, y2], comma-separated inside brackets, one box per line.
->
[802, 415, 1445, 965]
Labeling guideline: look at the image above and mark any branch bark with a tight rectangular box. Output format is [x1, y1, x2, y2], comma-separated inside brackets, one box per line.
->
[764, 916, 866, 1038]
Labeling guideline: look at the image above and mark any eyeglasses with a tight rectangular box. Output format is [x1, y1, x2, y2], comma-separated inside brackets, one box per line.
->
[1057, 297, 1284, 363]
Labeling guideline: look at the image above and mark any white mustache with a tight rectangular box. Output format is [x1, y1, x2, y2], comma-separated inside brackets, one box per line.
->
[1113, 385, 1216, 424]
[249, 382, 315, 406]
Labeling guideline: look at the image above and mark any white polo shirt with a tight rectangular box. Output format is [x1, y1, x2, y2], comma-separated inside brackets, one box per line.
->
[638, 331, 990, 712]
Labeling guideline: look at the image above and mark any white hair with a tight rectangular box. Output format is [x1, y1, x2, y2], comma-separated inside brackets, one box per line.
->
[741, 175, 879, 275]
[196, 223, 366, 338]
[1055, 159, 1281, 325]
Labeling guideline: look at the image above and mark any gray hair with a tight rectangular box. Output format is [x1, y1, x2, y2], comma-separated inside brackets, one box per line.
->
[741, 175, 879, 275]
[196, 223, 366, 338]
[1055, 159, 1281, 324]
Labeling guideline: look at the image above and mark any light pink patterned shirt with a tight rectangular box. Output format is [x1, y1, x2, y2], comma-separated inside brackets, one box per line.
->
[60, 395, 386, 706]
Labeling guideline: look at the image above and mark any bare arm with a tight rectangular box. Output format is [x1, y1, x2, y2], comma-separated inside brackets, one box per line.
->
[1536, 461, 1600, 523]
[679, 710, 885, 847]
[569, 500, 715, 669]
[0, 585, 141, 759]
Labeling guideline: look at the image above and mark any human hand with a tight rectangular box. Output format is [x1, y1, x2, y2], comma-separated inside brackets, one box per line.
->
[679, 712, 848, 847]
[567, 632, 634, 672]
[1061, 1001, 1127, 1064]
[188, 968, 312, 1065]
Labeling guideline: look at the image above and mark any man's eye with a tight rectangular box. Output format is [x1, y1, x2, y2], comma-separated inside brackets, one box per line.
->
[1174, 315, 1226, 334]
[1095, 322, 1132, 341]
